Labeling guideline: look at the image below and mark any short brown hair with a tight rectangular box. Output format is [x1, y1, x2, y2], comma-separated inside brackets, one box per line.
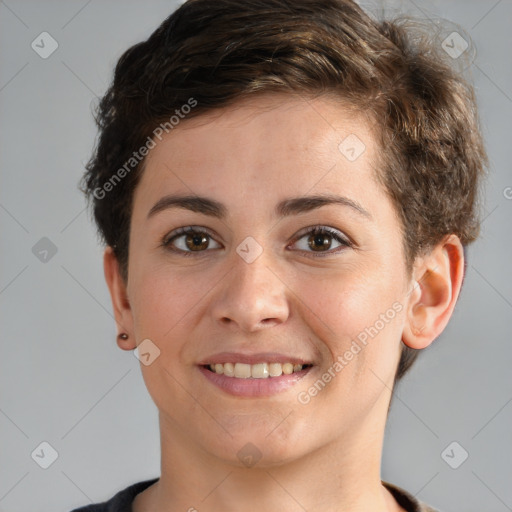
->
[81, 0, 487, 383]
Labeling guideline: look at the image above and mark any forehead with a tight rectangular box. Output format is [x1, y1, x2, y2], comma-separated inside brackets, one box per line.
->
[135, 93, 383, 219]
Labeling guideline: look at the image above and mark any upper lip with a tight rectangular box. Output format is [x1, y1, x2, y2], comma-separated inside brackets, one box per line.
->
[198, 352, 314, 366]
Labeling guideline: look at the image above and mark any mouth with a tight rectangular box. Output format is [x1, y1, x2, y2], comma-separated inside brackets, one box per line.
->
[202, 362, 314, 379]
[197, 355, 315, 397]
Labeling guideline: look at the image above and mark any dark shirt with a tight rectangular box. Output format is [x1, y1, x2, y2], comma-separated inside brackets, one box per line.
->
[69, 477, 440, 512]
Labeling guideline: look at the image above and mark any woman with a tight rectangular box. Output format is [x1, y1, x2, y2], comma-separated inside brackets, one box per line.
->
[72, 0, 487, 510]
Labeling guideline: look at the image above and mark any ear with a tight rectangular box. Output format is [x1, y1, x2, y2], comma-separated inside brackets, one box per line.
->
[103, 246, 136, 351]
[402, 234, 465, 350]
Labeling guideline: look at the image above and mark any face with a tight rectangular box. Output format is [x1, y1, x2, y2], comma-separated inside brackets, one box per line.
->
[122, 94, 414, 466]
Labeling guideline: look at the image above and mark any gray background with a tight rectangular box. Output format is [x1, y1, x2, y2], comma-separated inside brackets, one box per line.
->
[0, 1, 510, 511]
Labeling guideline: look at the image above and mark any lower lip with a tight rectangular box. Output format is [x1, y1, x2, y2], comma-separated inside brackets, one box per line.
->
[198, 365, 313, 397]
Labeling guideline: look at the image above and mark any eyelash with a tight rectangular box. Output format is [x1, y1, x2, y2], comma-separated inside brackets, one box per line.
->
[161, 225, 353, 258]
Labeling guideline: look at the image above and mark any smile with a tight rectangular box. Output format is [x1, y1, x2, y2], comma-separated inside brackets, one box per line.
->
[198, 361, 314, 397]
[204, 362, 312, 379]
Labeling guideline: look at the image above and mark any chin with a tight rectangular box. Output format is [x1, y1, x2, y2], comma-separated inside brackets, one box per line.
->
[200, 419, 313, 469]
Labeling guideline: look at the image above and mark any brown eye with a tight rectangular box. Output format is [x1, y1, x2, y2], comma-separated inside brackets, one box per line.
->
[291, 226, 351, 257]
[307, 231, 333, 252]
[185, 232, 209, 251]
[163, 226, 221, 255]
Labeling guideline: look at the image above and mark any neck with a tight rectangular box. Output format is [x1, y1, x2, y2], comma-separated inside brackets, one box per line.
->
[138, 392, 401, 512]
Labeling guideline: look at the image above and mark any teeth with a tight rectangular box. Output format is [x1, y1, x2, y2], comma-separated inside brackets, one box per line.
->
[223, 362, 234, 377]
[234, 362, 252, 378]
[251, 363, 269, 379]
[282, 362, 294, 375]
[269, 362, 282, 377]
[207, 362, 306, 378]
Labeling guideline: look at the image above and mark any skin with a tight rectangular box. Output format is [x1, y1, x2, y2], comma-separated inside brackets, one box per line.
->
[104, 93, 464, 512]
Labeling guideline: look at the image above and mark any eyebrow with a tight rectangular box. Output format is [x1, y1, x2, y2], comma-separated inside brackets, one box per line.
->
[147, 193, 372, 220]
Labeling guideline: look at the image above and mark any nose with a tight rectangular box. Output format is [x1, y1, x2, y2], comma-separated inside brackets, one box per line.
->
[210, 248, 290, 333]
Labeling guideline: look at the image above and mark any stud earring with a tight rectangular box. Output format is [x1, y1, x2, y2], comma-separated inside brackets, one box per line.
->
[118, 333, 128, 340]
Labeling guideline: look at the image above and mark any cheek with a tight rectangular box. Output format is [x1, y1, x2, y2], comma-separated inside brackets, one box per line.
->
[128, 268, 204, 410]
[129, 265, 197, 347]
[293, 260, 406, 382]
[300, 262, 404, 338]
[291, 266, 405, 428]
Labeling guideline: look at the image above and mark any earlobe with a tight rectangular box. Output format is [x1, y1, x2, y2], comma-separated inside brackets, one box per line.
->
[103, 247, 136, 351]
[402, 235, 465, 350]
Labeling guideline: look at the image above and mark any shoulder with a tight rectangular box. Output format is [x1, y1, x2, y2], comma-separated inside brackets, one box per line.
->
[68, 478, 159, 512]
[382, 480, 442, 512]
